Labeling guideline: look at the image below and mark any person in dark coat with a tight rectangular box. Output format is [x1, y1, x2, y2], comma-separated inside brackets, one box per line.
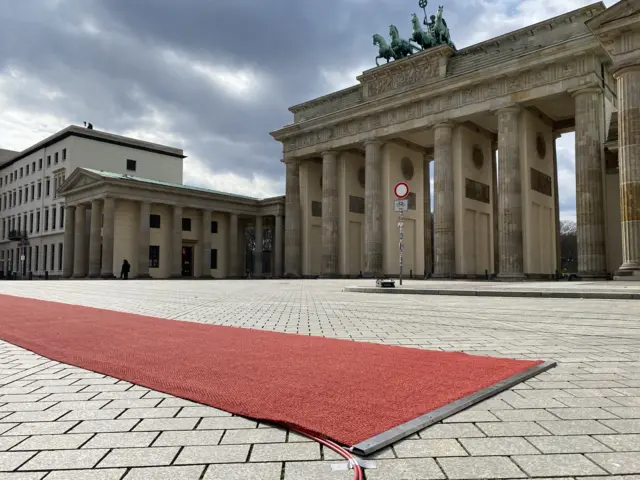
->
[120, 259, 131, 280]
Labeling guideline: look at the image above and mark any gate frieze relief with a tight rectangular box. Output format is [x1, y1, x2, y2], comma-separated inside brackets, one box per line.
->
[282, 56, 594, 155]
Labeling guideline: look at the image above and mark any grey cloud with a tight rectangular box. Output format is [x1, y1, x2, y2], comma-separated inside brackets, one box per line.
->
[0, 0, 519, 186]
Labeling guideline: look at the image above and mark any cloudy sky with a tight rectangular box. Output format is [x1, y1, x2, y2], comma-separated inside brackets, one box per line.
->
[1, 0, 614, 220]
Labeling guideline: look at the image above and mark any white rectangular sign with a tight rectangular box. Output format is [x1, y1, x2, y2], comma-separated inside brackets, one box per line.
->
[394, 199, 408, 212]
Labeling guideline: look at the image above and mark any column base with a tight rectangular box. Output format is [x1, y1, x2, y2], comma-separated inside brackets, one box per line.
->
[496, 273, 527, 282]
[577, 271, 609, 280]
[87, 272, 101, 279]
[320, 273, 341, 279]
[432, 272, 457, 279]
[71, 273, 87, 279]
[100, 273, 116, 279]
[614, 268, 640, 281]
[136, 273, 152, 279]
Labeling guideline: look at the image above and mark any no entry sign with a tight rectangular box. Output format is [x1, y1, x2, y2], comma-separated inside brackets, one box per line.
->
[394, 182, 409, 199]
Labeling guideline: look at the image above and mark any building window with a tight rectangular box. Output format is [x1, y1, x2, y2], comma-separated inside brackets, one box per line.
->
[26, 165, 29, 175]
[37, 182, 42, 199]
[150, 214, 161, 229]
[30, 184, 34, 201]
[182, 218, 191, 231]
[36, 211, 40, 233]
[45, 179, 50, 196]
[38, 158, 42, 170]
[59, 206, 64, 229]
[58, 243, 63, 271]
[32, 161, 35, 172]
[51, 208, 57, 230]
[44, 209, 49, 232]
[34, 246, 39, 272]
[54, 152, 58, 164]
[126, 159, 136, 171]
[210, 249, 218, 269]
[50, 244, 55, 271]
[211, 221, 218, 233]
[149, 245, 160, 268]
[19, 167, 23, 178]
[29, 212, 33, 233]
[62, 149, 67, 161]
[47, 155, 51, 167]
[43, 245, 47, 272]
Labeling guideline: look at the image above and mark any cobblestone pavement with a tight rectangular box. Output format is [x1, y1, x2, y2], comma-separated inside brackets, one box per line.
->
[0, 279, 639, 479]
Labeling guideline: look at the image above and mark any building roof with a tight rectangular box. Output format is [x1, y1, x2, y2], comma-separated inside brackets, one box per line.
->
[74, 168, 283, 203]
[0, 125, 186, 171]
[0, 149, 18, 167]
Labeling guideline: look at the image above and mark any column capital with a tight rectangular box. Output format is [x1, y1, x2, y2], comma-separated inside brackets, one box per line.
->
[494, 104, 521, 115]
[433, 122, 454, 131]
[321, 150, 338, 158]
[363, 139, 383, 147]
[612, 61, 640, 78]
[282, 156, 300, 165]
[553, 131, 562, 139]
[568, 84, 602, 97]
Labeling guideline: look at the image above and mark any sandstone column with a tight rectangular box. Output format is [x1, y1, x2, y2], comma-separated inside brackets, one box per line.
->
[274, 214, 283, 277]
[423, 153, 433, 277]
[254, 215, 263, 277]
[72, 204, 87, 278]
[496, 106, 525, 279]
[615, 65, 640, 277]
[88, 200, 102, 278]
[491, 142, 499, 275]
[229, 213, 239, 278]
[101, 198, 115, 278]
[552, 132, 562, 272]
[321, 151, 339, 277]
[364, 140, 383, 277]
[433, 124, 455, 277]
[171, 205, 183, 278]
[137, 202, 151, 278]
[201, 210, 211, 278]
[572, 87, 607, 277]
[284, 159, 301, 277]
[62, 205, 75, 278]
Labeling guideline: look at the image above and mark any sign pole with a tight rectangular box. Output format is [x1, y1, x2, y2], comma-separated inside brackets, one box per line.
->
[393, 182, 410, 287]
[399, 209, 404, 286]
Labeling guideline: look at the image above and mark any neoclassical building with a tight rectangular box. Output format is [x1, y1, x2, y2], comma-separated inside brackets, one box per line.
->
[1, 126, 284, 279]
[270, 0, 640, 280]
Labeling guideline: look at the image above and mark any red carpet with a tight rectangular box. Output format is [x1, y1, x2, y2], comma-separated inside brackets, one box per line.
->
[0, 294, 543, 446]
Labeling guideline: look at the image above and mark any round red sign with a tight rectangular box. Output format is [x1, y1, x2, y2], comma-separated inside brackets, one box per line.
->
[394, 182, 409, 199]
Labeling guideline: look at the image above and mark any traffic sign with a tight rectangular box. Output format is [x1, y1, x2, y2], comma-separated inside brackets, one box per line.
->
[394, 182, 409, 199]
[394, 199, 408, 212]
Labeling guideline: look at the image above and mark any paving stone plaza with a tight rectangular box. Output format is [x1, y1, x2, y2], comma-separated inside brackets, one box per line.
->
[0, 280, 639, 479]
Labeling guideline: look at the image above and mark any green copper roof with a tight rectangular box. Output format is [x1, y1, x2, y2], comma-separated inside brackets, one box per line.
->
[82, 168, 263, 201]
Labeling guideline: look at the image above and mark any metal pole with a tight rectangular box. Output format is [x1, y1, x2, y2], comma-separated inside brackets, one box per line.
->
[399, 209, 404, 286]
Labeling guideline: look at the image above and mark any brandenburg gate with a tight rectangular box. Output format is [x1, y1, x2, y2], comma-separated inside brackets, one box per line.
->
[270, 0, 640, 280]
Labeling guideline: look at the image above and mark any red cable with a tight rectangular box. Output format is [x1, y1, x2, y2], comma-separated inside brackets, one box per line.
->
[288, 426, 363, 480]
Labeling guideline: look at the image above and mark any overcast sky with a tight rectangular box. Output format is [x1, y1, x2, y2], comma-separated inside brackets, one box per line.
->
[1, 0, 615, 220]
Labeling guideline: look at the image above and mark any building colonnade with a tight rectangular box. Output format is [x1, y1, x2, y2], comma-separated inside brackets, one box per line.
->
[62, 198, 284, 279]
[283, 82, 628, 279]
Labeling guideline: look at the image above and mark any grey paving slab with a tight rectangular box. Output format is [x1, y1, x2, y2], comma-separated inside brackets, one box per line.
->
[512, 453, 608, 476]
[203, 462, 282, 479]
[1, 279, 640, 479]
[18, 449, 108, 470]
[97, 446, 179, 468]
[123, 465, 205, 480]
[44, 469, 126, 480]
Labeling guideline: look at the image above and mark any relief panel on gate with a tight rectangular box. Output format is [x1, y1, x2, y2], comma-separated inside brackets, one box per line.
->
[464, 178, 490, 204]
[530, 168, 552, 197]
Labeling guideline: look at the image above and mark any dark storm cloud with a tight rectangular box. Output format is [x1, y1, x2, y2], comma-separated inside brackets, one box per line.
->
[0, 0, 497, 185]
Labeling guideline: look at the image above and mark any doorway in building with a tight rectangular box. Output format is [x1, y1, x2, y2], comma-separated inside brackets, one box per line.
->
[181, 246, 193, 277]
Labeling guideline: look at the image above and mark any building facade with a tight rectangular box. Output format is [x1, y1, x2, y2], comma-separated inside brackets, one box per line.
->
[269, 0, 640, 280]
[0, 126, 284, 279]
